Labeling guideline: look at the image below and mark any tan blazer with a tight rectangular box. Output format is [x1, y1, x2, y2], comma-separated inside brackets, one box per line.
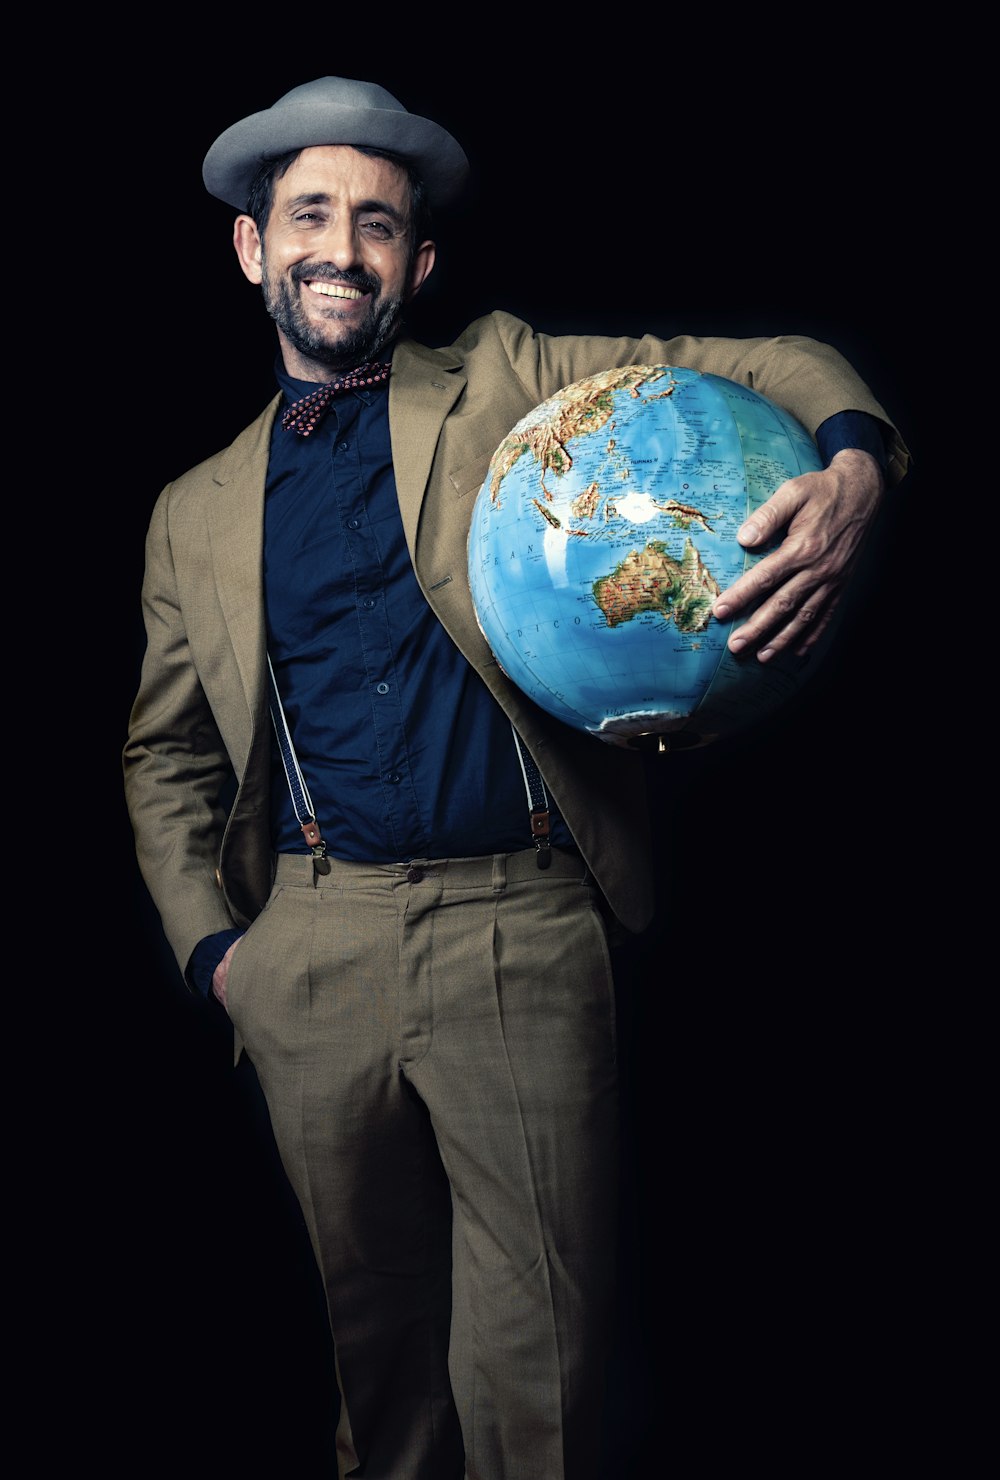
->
[124, 311, 907, 982]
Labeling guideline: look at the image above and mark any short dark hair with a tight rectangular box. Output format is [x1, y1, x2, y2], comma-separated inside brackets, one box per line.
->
[245, 146, 432, 244]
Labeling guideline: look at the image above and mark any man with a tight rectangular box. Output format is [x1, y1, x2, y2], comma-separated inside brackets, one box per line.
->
[124, 77, 908, 1480]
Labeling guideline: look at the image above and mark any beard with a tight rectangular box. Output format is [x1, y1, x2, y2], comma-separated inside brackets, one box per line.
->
[260, 256, 406, 371]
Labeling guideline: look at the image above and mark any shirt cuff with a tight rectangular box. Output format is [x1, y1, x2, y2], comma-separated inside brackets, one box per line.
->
[814, 410, 889, 475]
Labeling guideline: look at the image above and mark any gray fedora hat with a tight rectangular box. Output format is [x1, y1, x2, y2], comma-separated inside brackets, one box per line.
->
[202, 77, 470, 212]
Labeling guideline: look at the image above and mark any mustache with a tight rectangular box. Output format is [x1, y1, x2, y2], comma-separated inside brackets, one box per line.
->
[291, 263, 380, 295]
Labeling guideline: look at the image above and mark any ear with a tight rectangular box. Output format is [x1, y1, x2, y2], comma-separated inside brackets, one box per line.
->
[406, 239, 436, 302]
[233, 215, 263, 285]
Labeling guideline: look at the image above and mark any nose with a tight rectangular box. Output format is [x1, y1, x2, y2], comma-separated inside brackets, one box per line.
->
[321, 214, 363, 270]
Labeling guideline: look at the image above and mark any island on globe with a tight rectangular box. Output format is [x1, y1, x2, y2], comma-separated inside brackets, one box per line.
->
[467, 365, 832, 749]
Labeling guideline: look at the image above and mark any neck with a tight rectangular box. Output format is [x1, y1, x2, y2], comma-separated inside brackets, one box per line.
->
[277, 328, 400, 383]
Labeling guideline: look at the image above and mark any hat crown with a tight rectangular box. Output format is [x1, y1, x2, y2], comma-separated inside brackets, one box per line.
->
[273, 77, 407, 115]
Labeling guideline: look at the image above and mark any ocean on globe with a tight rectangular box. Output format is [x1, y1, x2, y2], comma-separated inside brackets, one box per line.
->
[467, 365, 828, 749]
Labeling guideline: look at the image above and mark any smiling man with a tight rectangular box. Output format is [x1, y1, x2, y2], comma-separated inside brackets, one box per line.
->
[237, 144, 436, 374]
[124, 77, 909, 1480]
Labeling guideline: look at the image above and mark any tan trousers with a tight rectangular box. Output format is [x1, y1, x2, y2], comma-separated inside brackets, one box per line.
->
[225, 847, 621, 1480]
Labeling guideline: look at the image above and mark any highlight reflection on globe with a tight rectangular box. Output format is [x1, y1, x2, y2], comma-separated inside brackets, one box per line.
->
[467, 365, 826, 749]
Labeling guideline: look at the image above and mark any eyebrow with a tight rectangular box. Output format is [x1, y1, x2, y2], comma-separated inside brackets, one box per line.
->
[284, 191, 408, 225]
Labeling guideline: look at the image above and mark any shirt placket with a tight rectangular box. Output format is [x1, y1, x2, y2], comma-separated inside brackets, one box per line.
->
[329, 396, 426, 860]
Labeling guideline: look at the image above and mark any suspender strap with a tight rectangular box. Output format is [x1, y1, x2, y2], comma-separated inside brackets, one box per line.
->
[267, 656, 551, 872]
[511, 724, 552, 869]
[267, 656, 330, 869]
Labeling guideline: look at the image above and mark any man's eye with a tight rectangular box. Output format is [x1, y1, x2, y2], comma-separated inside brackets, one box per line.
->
[294, 211, 322, 224]
[360, 220, 393, 238]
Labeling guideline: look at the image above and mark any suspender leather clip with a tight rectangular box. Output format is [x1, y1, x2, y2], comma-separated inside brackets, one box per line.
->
[531, 808, 552, 869]
[302, 821, 332, 875]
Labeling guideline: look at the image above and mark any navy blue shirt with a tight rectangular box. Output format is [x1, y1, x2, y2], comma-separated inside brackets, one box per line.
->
[188, 360, 888, 995]
[263, 361, 573, 862]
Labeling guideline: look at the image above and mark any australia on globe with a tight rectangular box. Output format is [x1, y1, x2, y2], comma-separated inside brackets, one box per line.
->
[467, 365, 831, 748]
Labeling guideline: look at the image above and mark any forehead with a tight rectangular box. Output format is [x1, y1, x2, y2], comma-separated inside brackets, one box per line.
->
[273, 145, 412, 211]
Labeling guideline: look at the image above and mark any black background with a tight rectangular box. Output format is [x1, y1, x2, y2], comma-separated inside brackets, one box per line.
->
[84, 30, 942, 1476]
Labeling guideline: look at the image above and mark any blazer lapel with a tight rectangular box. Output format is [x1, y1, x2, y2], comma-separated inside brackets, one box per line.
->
[206, 397, 278, 723]
[389, 336, 466, 558]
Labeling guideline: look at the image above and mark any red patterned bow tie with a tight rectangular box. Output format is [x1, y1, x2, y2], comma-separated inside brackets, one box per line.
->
[281, 361, 392, 437]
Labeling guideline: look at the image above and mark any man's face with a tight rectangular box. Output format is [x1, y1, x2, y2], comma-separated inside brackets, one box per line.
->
[234, 145, 435, 379]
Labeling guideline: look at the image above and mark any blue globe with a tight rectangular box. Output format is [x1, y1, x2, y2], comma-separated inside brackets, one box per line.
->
[467, 365, 826, 748]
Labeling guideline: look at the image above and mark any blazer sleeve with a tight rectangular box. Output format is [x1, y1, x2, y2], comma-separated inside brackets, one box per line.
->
[123, 480, 242, 977]
[484, 311, 910, 487]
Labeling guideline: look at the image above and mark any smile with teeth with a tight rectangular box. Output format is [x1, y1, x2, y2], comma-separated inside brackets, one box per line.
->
[307, 281, 367, 300]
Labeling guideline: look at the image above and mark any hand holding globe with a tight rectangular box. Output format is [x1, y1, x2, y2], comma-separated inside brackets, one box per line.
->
[711, 445, 884, 661]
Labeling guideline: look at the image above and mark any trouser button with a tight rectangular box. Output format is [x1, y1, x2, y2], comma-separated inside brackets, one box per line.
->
[406, 865, 425, 883]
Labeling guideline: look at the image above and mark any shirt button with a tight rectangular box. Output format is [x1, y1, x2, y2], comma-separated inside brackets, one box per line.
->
[338, 441, 349, 452]
[362, 597, 377, 609]
[346, 517, 361, 529]
[386, 772, 402, 784]
[376, 682, 390, 695]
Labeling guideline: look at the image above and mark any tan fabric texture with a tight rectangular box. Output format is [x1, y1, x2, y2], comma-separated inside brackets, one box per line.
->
[228, 849, 619, 1480]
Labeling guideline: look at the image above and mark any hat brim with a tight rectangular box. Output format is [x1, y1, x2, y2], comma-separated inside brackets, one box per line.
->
[203, 98, 469, 213]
